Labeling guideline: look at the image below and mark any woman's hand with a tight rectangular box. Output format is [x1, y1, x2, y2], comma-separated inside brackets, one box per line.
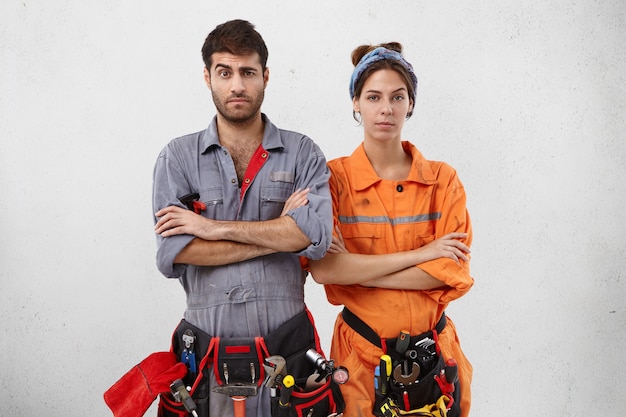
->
[418, 232, 470, 263]
[281, 188, 310, 216]
[328, 225, 348, 254]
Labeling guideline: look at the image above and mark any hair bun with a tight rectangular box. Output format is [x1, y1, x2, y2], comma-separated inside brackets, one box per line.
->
[351, 45, 372, 66]
[351, 42, 404, 66]
[379, 42, 403, 54]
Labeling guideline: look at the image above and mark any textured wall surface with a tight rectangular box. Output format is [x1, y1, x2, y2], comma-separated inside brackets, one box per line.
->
[1, 1, 625, 416]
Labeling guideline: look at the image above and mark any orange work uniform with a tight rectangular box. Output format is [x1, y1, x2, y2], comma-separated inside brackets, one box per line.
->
[324, 142, 474, 417]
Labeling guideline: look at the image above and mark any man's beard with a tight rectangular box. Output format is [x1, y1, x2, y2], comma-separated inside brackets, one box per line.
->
[212, 90, 265, 125]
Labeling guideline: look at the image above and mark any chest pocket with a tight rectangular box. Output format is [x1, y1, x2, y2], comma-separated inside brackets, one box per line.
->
[260, 183, 292, 219]
[199, 187, 224, 219]
[407, 213, 438, 250]
[340, 223, 386, 254]
[414, 231, 436, 249]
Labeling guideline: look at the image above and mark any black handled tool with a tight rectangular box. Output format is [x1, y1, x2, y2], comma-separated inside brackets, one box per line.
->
[379, 355, 392, 395]
[306, 349, 349, 385]
[170, 378, 199, 417]
[396, 330, 410, 354]
[279, 374, 295, 407]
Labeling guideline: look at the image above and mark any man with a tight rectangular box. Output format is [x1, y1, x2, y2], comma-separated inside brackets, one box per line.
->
[152, 20, 332, 416]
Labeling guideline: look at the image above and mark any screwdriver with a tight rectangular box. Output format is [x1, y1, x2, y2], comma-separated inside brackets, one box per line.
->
[279, 374, 295, 407]
[379, 355, 392, 395]
[170, 378, 199, 417]
[443, 358, 458, 385]
[396, 330, 410, 353]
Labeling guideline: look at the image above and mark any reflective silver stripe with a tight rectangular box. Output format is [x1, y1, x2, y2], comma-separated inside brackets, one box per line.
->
[338, 212, 441, 225]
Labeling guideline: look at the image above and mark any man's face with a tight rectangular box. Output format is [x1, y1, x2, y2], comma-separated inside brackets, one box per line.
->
[204, 52, 268, 125]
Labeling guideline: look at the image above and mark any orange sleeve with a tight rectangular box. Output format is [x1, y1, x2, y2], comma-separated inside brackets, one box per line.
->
[418, 168, 474, 303]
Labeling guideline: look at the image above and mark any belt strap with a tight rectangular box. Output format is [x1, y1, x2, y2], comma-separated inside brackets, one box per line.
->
[341, 307, 447, 350]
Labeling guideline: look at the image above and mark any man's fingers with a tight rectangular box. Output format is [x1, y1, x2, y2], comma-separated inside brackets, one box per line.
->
[160, 226, 183, 237]
[155, 205, 183, 217]
[154, 216, 171, 231]
[155, 217, 176, 234]
[154, 207, 190, 233]
[155, 211, 179, 229]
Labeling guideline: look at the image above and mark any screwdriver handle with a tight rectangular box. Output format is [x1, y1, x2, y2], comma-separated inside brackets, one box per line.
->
[379, 355, 392, 395]
[279, 374, 295, 407]
[396, 330, 410, 354]
[444, 358, 458, 384]
[170, 379, 199, 417]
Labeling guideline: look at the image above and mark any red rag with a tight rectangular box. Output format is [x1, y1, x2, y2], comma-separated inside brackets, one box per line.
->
[104, 352, 187, 417]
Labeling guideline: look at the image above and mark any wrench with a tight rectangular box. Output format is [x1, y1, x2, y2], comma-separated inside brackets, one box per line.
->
[263, 355, 287, 388]
[392, 362, 420, 386]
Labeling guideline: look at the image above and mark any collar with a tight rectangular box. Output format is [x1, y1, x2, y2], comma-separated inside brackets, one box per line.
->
[200, 113, 284, 154]
[350, 141, 438, 191]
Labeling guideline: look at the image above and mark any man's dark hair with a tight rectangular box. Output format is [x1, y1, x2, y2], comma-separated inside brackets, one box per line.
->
[201, 19, 269, 71]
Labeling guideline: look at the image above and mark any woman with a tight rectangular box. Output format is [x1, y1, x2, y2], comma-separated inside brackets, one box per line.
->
[309, 43, 474, 416]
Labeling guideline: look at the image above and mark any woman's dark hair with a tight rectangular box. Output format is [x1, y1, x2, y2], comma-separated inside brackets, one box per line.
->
[351, 42, 415, 118]
[201, 19, 269, 71]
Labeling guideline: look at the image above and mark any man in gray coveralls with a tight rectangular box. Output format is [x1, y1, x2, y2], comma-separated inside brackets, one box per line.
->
[152, 19, 332, 416]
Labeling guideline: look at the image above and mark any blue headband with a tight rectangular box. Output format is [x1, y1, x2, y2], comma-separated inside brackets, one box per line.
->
[349, 47, 418, 102]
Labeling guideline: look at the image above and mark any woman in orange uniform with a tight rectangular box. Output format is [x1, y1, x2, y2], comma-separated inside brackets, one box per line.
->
[309, 43, 474, 417]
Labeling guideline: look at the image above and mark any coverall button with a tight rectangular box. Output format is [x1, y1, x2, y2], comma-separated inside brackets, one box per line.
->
[396, 184, 404, 192]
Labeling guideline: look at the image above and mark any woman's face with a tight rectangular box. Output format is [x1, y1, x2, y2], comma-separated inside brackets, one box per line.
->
[353, 69, 413, 143]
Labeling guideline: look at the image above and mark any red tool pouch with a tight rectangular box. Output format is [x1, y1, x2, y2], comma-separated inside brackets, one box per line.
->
[157, 308, 345, 417]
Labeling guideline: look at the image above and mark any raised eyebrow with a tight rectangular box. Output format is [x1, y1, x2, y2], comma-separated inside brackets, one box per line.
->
[213, 63, 233, 72]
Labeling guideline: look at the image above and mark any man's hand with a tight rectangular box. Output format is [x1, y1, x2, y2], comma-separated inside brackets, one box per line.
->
[155, 188, 311, 240]
[155, 206, 219, 239]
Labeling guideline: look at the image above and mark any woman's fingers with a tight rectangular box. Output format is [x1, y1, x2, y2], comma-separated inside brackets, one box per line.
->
[281, 188, 310, 216]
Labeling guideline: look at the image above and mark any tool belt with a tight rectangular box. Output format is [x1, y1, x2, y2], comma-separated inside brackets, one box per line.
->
[341, 308, 460, 417]
[158, 309, 345, 417]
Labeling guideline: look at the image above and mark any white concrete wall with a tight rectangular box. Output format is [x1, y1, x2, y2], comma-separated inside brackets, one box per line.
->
[1, 1, 624, 415]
